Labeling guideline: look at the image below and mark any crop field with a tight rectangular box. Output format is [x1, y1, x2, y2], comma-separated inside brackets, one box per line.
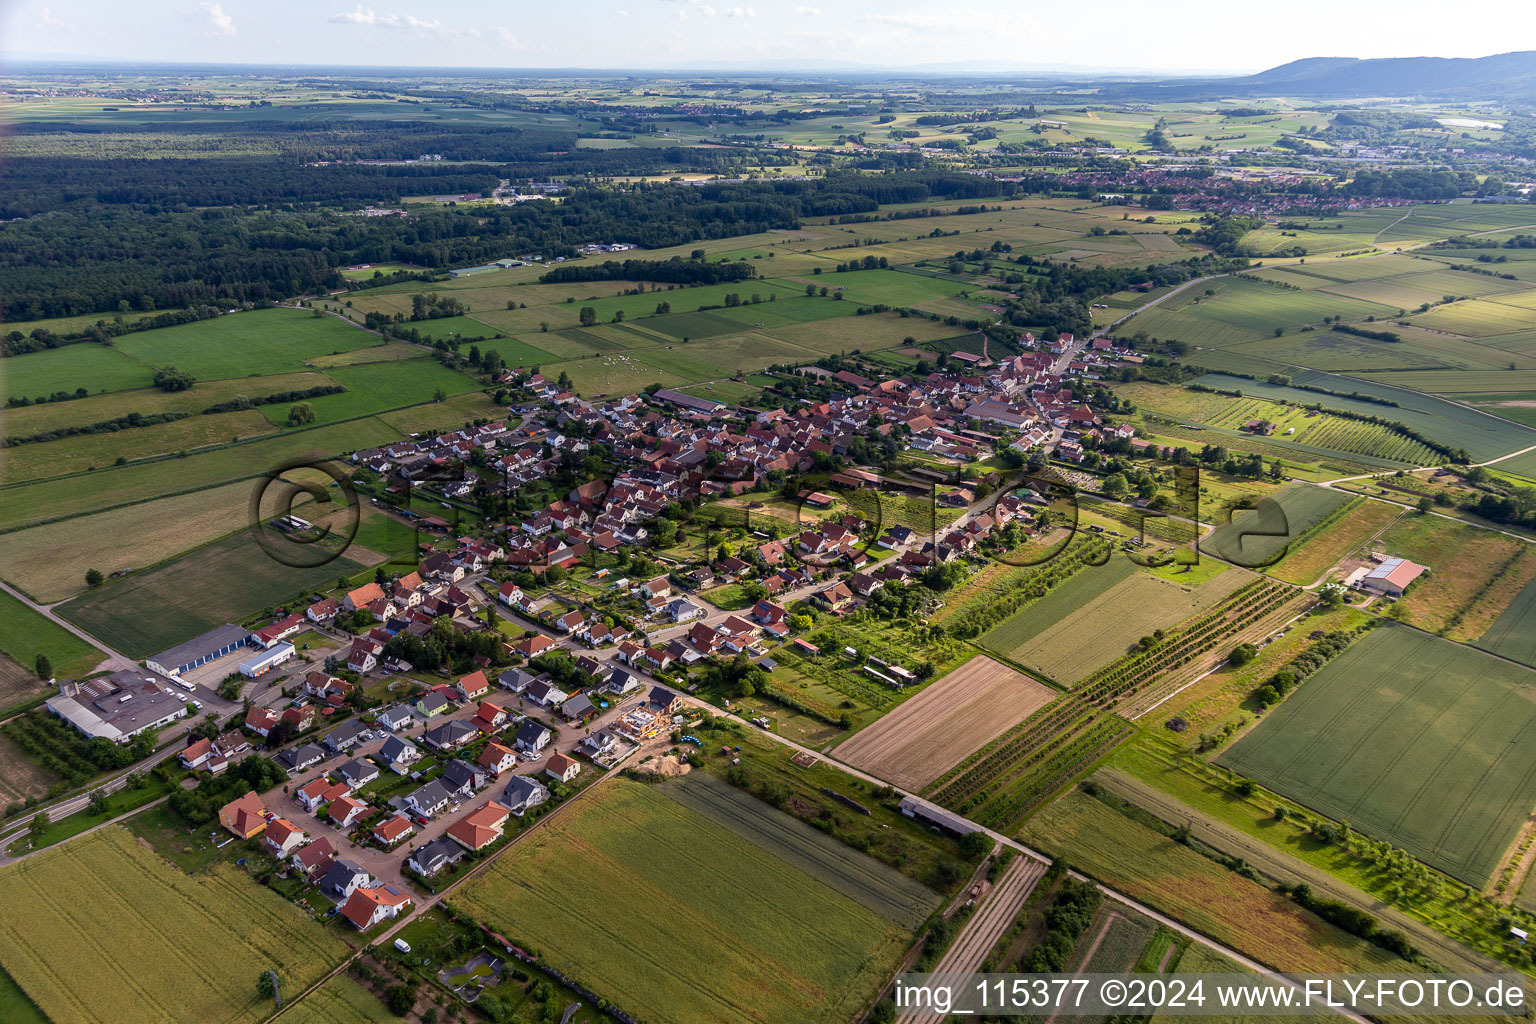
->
[0, 479, 286, 603]
[982, 562, 1246, 685]
[2, 342, 158, 401]
[279, 976, 391, 1024]
[453, 779, 911, 1024]
[1021, 793, 1400, 974]
[56, 527, 368, 657]
[4, 409, 278, 484]
[0, 371, 336, 437]
[1475, 575, 1536, 668]
[112, 308, 381, 379]
[0, 731, 57, 807]
[1203, 484, 1354, 568]
[1372, 512, 1536, 639]
[1217, 625, 1536, 886]
[1266, 497, 1401, 585]
[0, 590, 103, 680]
[0, 416, 404, 532]
[1406, 299, 1536, 338]
[258, 358, 481, 428]
[0, 826, 349, 1024]
[1193, 371, 1536, 463]
[660, 772, 941, 930]
[833, 655, 1056, 791]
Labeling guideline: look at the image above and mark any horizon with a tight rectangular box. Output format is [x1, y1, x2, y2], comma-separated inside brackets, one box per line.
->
[4, 0, 1535, 76]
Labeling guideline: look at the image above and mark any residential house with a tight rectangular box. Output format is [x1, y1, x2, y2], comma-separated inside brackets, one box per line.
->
[263, 818, 306, 857]
[814, 581, 854, 612]
[456, 670, 490, 701]
[497, 668, 538, 693]
[328, 794, 368, 829]
[296, 778, 335, 813]
[377, 704, 417, 732]
[577, 729, 619, 761]
[404, 780, 455, 819]
[514, 720, 551, 755]
[337, 758, 379, 789]
[340, 884, 412, 930]
[440, 759, 490, 798]
[422, 719, 478, 752]
[275, 742, 327, 775]
[477, 740, 518, 776]
[406, 836, 465, 878]
[307, 598, 339, 623]
[218, 791, 268, 839]
[646, 686, 683, 716]
[446, 802, 511, 851]
[342, 582, 384, 613]
[498, 775, 549, 817]
[292, 837, 335, 880]
[244, 706, 279, 738]
[545, 753, 581, 784]
[378, 735, 421, 772]
[324, 719, 371, 754]
[415, 690, 451, 719]
[472, 700, 508, 732]
[561, 693, 596, 722]
[524, 679, 569, 709]
[372, 814, 415, 848]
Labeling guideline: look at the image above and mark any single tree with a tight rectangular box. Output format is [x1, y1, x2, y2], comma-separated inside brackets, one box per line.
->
[287, 402, 315, 426]
[34, 654, 51, 680]
[85, 568, 104, 588]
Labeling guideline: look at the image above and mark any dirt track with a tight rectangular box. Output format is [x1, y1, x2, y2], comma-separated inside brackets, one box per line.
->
[835, 656, 1055, 791]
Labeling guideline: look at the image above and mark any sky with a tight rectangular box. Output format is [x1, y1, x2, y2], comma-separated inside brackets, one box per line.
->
[2, 0, 1532, 74]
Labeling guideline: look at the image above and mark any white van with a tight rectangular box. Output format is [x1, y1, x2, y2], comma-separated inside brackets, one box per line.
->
[394, 939, 412, 954]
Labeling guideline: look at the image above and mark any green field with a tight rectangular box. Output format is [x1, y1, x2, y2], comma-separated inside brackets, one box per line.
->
[980, 559, 1241, 684]
[0, 589, 103, 679]
[660, 772, 941, 930]
[1474, 574, 1536, 668]
[112, 308, 382, 380]
[1217, 625, 1536, 885]
[0, 826, 349, 1024]
[453, 779, 912, 1024]
[0, 416, 404, 532]
[1203, 484, 1354, 568]
[258, 358, 481, 428]
[56, 527, 368, 657]
[2, 343, 158, 401]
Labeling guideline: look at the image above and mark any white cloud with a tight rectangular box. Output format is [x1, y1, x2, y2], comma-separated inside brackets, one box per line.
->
[493, 25, 527, 47]
[195, 1, 237, 35]
[328, 5, 497, 37]
[35, 7, 77, 32]
[726, 5, 756, 16]
[793, 4, 821, 14]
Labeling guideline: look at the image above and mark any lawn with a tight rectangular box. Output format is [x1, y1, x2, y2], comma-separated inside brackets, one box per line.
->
[698, 583, 754, 610]
[452, 779, 912, 1024]
[1217, 625, 1536, 886]
[56, 527, 368, 658]
[2, 342, 157, 402]
[0, 589, 103, 679]
[112, 308, 381, 380]
[0, 826, 349, 1024]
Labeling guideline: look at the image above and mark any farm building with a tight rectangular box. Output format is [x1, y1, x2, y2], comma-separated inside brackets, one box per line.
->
[146, 623, 252, 677]
[46, 670, 188, 744]
[239, 641, 294, 678]
[899, 796, 983, 837]
[1360, 557, 1427, 598]
[651, 388, 726, 414]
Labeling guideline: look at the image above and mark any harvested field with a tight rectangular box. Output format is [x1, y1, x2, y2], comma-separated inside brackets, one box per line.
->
[833, 655, 1055, 791]
[0, 733, 57, 807]
[1217, 625, 1536, 886]
[279, 976, 392, 1024]
[0, 826, 348, 1024]
[660, 772, 941, 930]
[453, 779, 910, 1024]
[0, 652, 49, 713]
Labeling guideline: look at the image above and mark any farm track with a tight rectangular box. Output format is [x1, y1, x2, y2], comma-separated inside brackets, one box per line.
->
[900, 856, 1048, 1024]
